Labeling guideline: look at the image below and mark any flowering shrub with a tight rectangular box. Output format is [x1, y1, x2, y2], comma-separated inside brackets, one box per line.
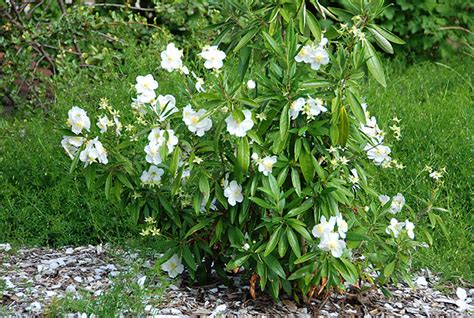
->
[60, 1, 438, 300]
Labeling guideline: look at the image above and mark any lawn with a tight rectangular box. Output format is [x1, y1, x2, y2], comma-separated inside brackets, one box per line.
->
[0, 56, 472, 285]
[365, 57, 473, 283]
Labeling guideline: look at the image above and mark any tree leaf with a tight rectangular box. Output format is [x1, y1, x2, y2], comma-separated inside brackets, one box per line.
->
[264, 226, 282, 256]
[286, 228, 301, 257]
[363, 39, 386, 87]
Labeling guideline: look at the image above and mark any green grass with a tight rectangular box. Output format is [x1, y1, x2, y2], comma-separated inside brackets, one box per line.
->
[45, 261, 168, 316]
[365, 57, 474, 283]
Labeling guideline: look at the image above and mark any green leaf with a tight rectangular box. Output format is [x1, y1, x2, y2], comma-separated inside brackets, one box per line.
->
[263, 254, 286, 279]
[363, 39, 386, 87]
[291, 168, 302, 197]
[288, 264, 312, 280]
[368, 27, 394, 54]
[264, 226, 282, 256]
[85, 165, 95, 190]
[158, 194, 182, 228]
[369, 24, 405, 44]
[384, 260, 396, 278]
[238, 46, 252, 82]
[104, 172, 112, 200]
[199, 174, 210, 202]
[305, 10, 321, 41]
[227, 254, 251, 271]
[249, 197, 274, 210]
[338, 106, 349, 146]
[237, 136, 250, 175]
[286, 228, 301, 257]
[234, 27, 260, 52]
[169, 146, 181, 175]
[185, 220, 209, 238]
[117, 173, 134, 190]
[280, 104, 290, 140]
[299, 148, 314, 183]
[294, 251, 318, 264]
[286, 199, 313, 218]
[278, 228, 289, 257]
[261, 31, 284, 57]
[182, 246, 197, 271]
[347, 90, 366, 123]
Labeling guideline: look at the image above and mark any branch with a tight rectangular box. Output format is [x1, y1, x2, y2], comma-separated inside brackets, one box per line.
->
[90, 3, 156, 12]
[439, 26, 472, 34]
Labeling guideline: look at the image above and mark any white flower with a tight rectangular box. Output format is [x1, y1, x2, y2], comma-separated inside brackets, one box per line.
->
[136, 90, 157, 104]
[160, 43, 183, 72]
[144, 142, 162, 165]
[335, 212, 348, 239]
[195, 77, 205, 92]
[79, 137, 108, 166]
[349, 168, 359, 184]
[199, 45, 226, 70]
[152, 95, 178, 122]
[290, 98, 305, 120]
[385, 218, 404, 238]
[379, 194, 390, 206]
[455, 287, 473, 312]
[147, 128, 178, 154]
[113, 116, 122, 136]
[365, 143, 391, 166]
[135, 74, 158, 94]
[61, 136, 85, 159]
[405, 219, 415, 239]
[247, 80, 256, 90]
[360, 116, 384, 143]
[140, 166, 164, 185]
[309, 47, 330, 70]
[161, 254, 184, 278]
[223, 180, 243, 206]
[312, 215, 336, 238]
[318, 232, 346, 258]
[389, 193, 405, 214]
[180, 65, 189, 75]
[97, 115, 110, 134]
[429, 171, 443, 180]
[242, 243, 250, 251]
[318, 35, 328, 47]
[225, 109, 254, 137]
[303, 97, 327, 119]
[67, 106, 91, 135]
[182, 105, 213, 137]
[251, 152, 259, 161]
[255, 155, 277, 176]
[295, 45, 313, 64]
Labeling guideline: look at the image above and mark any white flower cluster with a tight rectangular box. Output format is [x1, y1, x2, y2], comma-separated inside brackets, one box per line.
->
[62, 106, 109, 167]
[140, 165, 164, 186]
[386, 218, 415, 239]
[379, 193, 405, 214]
[312, 213, 348, 258]
[290, 97, 328, 121]
[294, 36, 330, 70]
[144, 128, 178, 165]
[360, 103, 392, 167]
